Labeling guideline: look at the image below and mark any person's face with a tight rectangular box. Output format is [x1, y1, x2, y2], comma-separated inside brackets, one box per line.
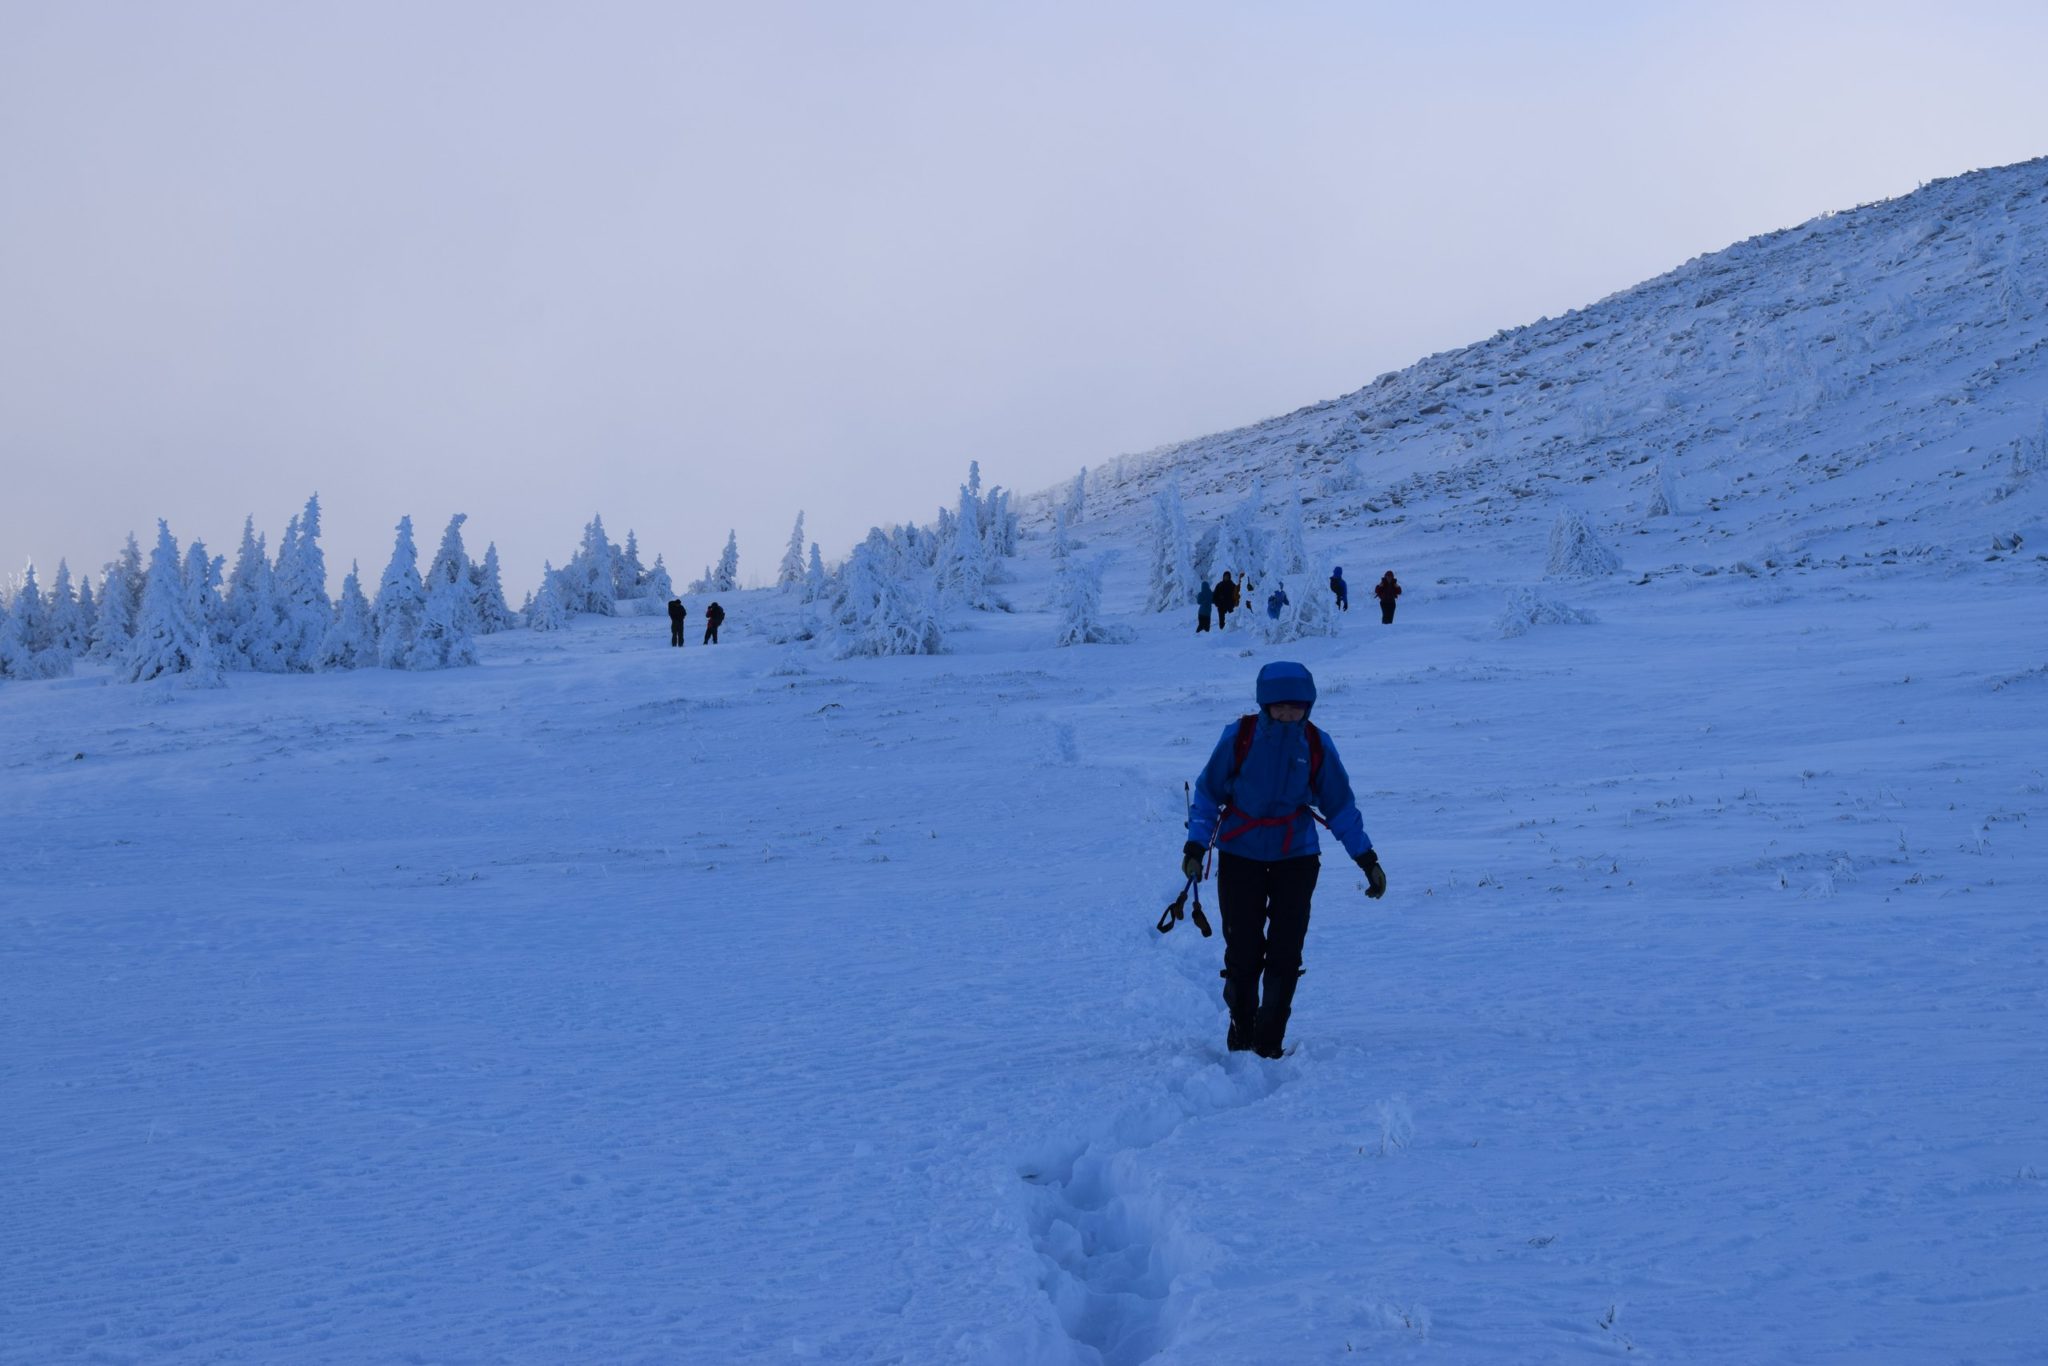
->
[1265, 702, 1306, 723]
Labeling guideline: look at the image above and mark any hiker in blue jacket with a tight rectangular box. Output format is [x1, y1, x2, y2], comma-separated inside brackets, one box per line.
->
[1180, 661, 1387, 1057]
[1329, 566, 1348, 611]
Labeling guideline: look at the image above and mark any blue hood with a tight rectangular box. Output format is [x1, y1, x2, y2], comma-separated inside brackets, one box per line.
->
[1255, 661, 1316, 714]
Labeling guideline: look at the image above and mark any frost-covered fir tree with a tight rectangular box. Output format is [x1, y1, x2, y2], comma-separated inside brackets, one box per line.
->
[1209, 478, 1265, 596]
[273, 494, 333, 671]
[407, 563, 479, 670]
[1063, 466, 1087, 526]
[88, 534, 145, 661]
[1051, 506, 1073, 563]
[373, 516, 428, 667]
[617, 530, 647, 600]
[75, 574, 99, 653]
[1257, 481, 1338, 643]
[777, 512, 807, 591]
[47, 560, 86, 657]
[528, 562, 568, 630]
[468, 542, 518, 633]
[967, 460, 981, 501]
[123, 523, 220, 685]
[0, 563, 74, 680]
[983, 486, 1019, 560]
[316, 561, 377, 669]
[713, 530, 740, 592]
[803, 543, 828, 603]
[562, 515, 620, 614]
[1645, 463, 1680, 518]
[640, 554, 674, 603]
[225, 517, 283, 672]
[1145, 482, 1197, 613]
[1547, 507, 1622, 577]
[424, 513, 479, 638]
[1053, 552, 1132, 647]
[935, 484, 998, 610]
[828, 531, 942, 658]
[181, 540, 227, 672]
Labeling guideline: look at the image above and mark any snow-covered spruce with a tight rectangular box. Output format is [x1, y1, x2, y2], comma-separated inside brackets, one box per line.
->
[316, 562, 377, 669]
[122, 523, 222, 686]
[408, 564, 479, 670]
[778, 512, 807, 591]
[86, 534, 145, 662]
[469, 543, 518, 633]
[527, 562, 569, 631]
[713, 531, 739, 593]
[273, 495, 333, 671]
[224, 518, 281, 672]
[803, 543, 829, 603]
[373, 517, 428, 668]
[46, 561, 87, 658]
[1145, 482, 1197, 614]
[1257, 481, 1338, 643]
[1053, 551, 1131, 647]
[828, 531, 942, 658]
[0, 563, 75, 680]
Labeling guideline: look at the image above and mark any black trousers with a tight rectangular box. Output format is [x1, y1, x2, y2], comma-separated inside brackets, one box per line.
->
[703, 623, 720, 644]
[670, 623, 685, 646]
[1216, 604, 1232, 629]
[1379, 600, 1396, 624]
[1196, 609, 1211, 633]
[1218, 852, 1319, 1046]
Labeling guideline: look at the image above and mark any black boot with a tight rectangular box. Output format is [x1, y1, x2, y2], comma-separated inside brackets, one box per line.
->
[1253, 1007, 1290, 1059]
[1226, 1015, 1254, 1052]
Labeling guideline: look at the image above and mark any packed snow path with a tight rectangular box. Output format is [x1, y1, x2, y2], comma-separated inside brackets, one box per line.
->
[5, 558, 2044, 1363]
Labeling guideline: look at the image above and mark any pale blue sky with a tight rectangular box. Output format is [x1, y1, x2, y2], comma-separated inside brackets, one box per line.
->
[4, 1, 2045, 594]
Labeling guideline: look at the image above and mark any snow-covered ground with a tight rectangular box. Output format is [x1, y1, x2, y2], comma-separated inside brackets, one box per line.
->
[6, 541, 2045, 1363]
[7, 158, 2048, 1363]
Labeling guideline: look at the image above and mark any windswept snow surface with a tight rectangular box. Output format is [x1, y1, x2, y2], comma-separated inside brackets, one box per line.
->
[8, 158, 2048, 1362]
[5, 551, 2045, 1364]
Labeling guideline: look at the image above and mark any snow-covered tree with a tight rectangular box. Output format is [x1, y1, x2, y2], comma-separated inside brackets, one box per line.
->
[1257, 482, 1338, 643]
[373, 516, 428, 667]
[1051, 506, 1073, 563]
[0, 563, 74, 680]
[88, 534, 145, 661]
[984, 486, 1019, 561]
[407, 564, 479, 670]
[273, 494, 333, 670]
[1145, 482, 1197, 613]
[828, 531, 942, 658]
[1063, 466, 1087, 526]
[635, 554, 670, 604]
[1209, 478, 1265, 594]
[1053, 552, 1131, 647]
[562, 515, 620, 614]
[803, 543, 828, 603]
[778, 512, 807, 591]
[182, 539, 226, 671]
[1645, 463, 1681, 517]
[967, 460, 982, 501]
[936, 484, 999, 611]
[424, 513, 480, 640]
[1547, 507, 1622, 577]
[713, 530, 740, 592]
[469, 542, 518, 633]
[123, 523, 220, 685]
[75, 573, 99, 652]
[46, 560, 86, 657]
[225, 517, 282, 672]
[617, 529, 647, 600]
[528, 562, 568, 630]
[316, 561, 377, 669]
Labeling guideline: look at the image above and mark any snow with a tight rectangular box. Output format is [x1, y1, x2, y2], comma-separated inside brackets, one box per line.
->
[6, 158, 2048, 1362]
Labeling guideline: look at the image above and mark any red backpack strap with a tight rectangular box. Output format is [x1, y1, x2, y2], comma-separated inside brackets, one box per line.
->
[1305, 721, 1324, 785]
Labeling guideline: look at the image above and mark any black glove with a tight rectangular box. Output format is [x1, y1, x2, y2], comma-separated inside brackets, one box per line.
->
[1182, 841, 1207, 881]
[1357, 849, 1387, 899]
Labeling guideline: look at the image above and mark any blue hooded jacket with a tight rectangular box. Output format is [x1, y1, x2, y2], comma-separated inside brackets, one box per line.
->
[1186, 661, 1373, 862]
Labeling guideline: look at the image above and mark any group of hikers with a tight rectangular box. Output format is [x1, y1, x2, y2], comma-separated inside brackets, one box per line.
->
[664, 598, 725, 646]
[1196, 568, 1401, 632]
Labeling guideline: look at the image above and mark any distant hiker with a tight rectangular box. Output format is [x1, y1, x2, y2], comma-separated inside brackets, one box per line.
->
[1374, 571, 1402, 625]
[1212, 572, 1241, 629]
[667, 597, 687, 647]
[703, 600, 726, 645]
[1181, 661, 1385, 1058]
[1329, 566, 1348, 611]
[1265, 584, 1289, 620]
[1196, 580, 1214, 634]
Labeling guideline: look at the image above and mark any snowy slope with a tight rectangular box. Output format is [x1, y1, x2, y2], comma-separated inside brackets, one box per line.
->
[1057, 155, 2048, 585]
[5, 160, 2048, 1365]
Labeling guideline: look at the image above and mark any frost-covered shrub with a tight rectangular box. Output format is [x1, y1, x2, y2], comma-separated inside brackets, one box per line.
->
[1645, 463, 1680, 518]
[1054, 552, 1132, 647]
[829, 533, 943, 658]
[1547, 507, 1622, 577]
[1495, 587, 1599, 638]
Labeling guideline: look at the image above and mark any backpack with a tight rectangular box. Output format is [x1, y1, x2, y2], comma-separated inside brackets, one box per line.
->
[1229, 714, 1323, 786]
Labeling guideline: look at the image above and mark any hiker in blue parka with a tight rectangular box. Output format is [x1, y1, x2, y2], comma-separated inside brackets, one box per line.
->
[1329, 566, 1348, 611]
[1181, 661, 1387, 1057]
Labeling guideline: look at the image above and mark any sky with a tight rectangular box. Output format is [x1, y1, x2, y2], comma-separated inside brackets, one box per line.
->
[4, 1, 2046, 598]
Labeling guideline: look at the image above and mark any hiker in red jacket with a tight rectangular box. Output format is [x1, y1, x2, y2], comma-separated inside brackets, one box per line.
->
[1374, 571, 1402, 625]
